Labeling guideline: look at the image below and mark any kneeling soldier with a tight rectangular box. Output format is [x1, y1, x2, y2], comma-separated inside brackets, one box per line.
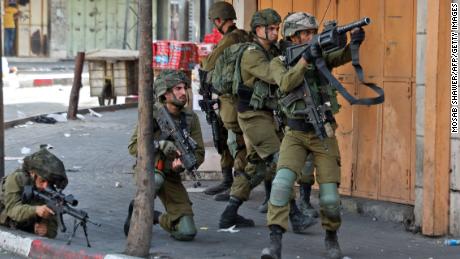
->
[125, 70, 205, 241]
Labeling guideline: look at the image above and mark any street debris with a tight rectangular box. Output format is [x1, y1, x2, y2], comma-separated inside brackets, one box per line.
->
[67, 165, 82, 173]
[76, 114, 86, 120]
[4, 156, 24, 161]
[47, 113, 67, 122]
[115, 181, 122, 188]
[64, 133, 71, 137]
[14, 121, 34, 128]
[200, 227, 208, 231]
[89, 109, 102, 118]
[16, 110, 26, 118]
[39, 144, 53, 149]
[34, 115, 57, 124]
[20, 147, 31, 154]
[217, 225, 240, 233]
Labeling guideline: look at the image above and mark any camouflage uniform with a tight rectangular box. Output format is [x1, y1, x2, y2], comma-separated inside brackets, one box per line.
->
[0, 149, 68, 238]
[219, 9, 295, 230]
[262, 12, 361, 259]
[201, 2, 251, 197]
[127, 70, 205, 241]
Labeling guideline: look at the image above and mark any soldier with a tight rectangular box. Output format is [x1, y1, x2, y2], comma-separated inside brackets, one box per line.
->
[125, 70, 205, 241]
[218, 9, 315, 233]
[261, 12, 365, 259]
[0, 148, 68, 238]
[201, 1, 250, 201]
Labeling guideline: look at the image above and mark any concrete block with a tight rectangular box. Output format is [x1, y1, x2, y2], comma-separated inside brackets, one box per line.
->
[416, 0, 427, 33]
[414, 186, 423, 228]
[416, 136, 424, 187]
[451, 138, 460, 190]
[450, 192, 460, 235]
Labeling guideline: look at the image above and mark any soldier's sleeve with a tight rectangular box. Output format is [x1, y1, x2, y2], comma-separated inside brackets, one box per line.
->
[270, 56, 308, 93]
[190, 112, 205, 167]
[128, 124, 139, 157]
[202, 35, 237, 71]
[3, 174, 37, 223]
[324, 44, 352, 68]
[241, 48, 276, 85]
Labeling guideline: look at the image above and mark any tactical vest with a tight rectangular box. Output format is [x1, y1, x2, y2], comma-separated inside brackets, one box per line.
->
[237, 42, 280, 112]
[278, 63, 341, 120]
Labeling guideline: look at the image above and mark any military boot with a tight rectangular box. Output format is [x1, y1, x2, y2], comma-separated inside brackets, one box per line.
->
[298, 183, 319, 218]
[214, 189, 230, 201]
[204, 166, 233, 195]
[258, 180, 272, 213]
[219, 196, 255, 228]
[124, 200, 162, 236]
[325, 230, 342, 259]
[260, 225, 284, 259]
[124, 200, 134, 236]
[289, 199, 317, 234]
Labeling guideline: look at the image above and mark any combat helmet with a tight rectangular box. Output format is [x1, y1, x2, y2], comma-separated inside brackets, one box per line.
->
[282, 12, 318, 39]
[154, 69, 190, 101]
[23, 148, 68, 189]
[250, 8, 281, 32]
[208, 1, 236, 21]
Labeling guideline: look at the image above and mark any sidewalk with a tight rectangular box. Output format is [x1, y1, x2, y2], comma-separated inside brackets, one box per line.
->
[2, 108, 458, 259]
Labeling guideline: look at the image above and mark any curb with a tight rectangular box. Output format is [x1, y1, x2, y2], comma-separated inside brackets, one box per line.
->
[4, 103, 138, 129]
[0, 229, 141, 259]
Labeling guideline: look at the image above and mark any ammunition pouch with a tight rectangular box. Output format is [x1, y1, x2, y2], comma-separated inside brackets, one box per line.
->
[249, 81, 278, 111]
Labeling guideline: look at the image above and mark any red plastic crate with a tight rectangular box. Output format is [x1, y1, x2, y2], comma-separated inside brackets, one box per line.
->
[152, 41, 198, 71]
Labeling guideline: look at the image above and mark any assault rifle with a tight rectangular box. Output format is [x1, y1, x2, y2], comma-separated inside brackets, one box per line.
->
[286, 17, 371, 65]
[22, 186, 101, 247]
[283, 17, 378, 147]
[198, 69, 225, 154]
[156, 105, 201, 187]
[285, 17, 384, 106]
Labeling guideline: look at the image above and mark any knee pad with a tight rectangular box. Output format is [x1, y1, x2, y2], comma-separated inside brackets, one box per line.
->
[227, 130, 238, 159]
[171, 215, 197, 241]
[319, 183, 340, 220]
[269, 168, 296, 207]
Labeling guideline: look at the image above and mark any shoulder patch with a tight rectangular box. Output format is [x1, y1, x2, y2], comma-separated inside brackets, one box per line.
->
[247, 46, 256, 51]
[278, 55, 286, 62]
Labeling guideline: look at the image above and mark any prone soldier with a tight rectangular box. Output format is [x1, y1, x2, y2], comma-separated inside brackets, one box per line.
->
[0, 148, 68, 238]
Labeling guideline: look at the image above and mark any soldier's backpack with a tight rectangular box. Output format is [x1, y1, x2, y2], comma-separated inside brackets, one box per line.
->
[211, 41, 253, 96]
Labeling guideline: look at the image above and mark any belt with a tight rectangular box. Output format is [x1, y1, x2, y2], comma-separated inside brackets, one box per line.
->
[287, 119, 314, 132]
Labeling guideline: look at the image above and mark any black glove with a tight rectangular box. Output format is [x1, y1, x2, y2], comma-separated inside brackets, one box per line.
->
[351, 28, 365, 45]
[302, 43, 321, 63]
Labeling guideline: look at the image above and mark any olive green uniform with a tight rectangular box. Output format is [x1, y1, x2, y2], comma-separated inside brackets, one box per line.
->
[128, 105, 205, 234]
[230, 42, 281, 201]
[202, 26, 250, 172]
[267, 46, 351, 231]
[0, 170, 58, 238]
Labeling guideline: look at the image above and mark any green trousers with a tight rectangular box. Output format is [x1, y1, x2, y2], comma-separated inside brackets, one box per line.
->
[267, 128, 341, 231]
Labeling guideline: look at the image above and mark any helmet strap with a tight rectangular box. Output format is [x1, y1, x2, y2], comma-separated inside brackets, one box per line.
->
[214, 19, 225, 34]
